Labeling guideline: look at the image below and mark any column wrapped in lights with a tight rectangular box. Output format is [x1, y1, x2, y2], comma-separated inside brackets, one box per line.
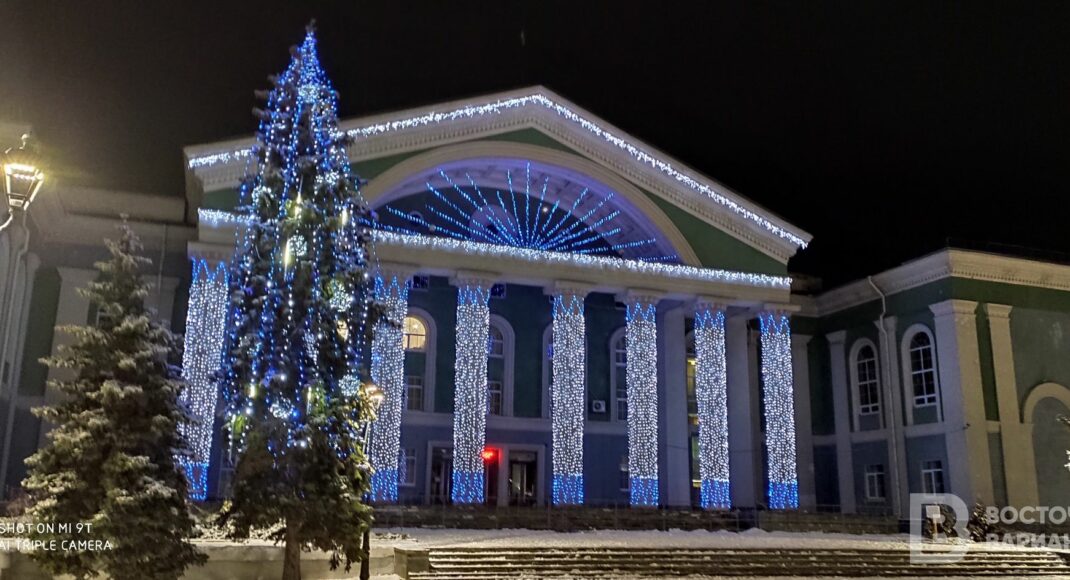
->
[451, 279, 493, 504]
[551, 289, 587, 505]
[179, 259, 230, 500]
[625, 295, 660, 506]
[694, 303, 731, 509]
[367, 272, 411, 503]
[759, 311, 799, 510]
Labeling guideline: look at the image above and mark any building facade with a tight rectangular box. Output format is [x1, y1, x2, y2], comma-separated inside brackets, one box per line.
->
[2, 88, 1069, 516]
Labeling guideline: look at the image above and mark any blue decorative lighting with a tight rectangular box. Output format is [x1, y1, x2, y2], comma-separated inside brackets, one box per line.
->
[216, 28, 372, 464]
[380, 162, 675, 262]
[179, 259, 229, 500]
[451, 282, 493, 504]
[188, 93, 810, 251]
[368, 273, 410, 503]
[625, 298, 659, 507]
[694, 304, 731, 510]
[759, 312, 798, 510]
[551, 291, 587, 505]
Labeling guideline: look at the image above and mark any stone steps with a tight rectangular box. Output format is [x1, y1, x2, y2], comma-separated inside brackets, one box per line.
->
[405, 547, 1070, 578]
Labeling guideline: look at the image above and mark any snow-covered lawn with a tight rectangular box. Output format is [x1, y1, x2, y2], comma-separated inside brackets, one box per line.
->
[371, 525, 1056, 553]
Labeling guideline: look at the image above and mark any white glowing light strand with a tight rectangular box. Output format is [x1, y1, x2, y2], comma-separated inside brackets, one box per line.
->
[179, 259, 230, 500]
[451, 282, 493, 504]
[551, 292, 587, 505]
[625, 299, 659, 506]
[373, 231, 791, 289]
[368, 273, 410, 503]
[188, 94, 807, 248]
[759, 312, 799, 510]
[694, 305, 731, 509]
[199, 208, 254, 227]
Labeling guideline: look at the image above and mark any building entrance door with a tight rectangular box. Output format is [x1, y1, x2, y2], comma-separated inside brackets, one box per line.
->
[508, 450, 537, 506]
[429, 446, 453, 505]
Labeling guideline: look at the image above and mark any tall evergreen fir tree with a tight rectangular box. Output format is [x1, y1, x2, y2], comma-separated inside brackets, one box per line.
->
[23, 222, 205, 580]
[217, 25, 376, 579]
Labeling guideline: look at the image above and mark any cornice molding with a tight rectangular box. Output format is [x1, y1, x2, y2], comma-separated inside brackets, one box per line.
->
[814, 249, 1070, 316]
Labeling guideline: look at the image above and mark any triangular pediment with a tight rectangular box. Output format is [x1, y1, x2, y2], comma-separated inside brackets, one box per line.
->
[184, 87, 810, 269]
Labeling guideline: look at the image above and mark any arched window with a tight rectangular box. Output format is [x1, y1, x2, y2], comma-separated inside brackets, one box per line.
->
[906, 330, 938, 407]
[487, 316, 514, 417]
[685, 331, 697, 424]
[610, 330, 628, 421]
[851, 342, 881, 416]
[403, 315, 428, 352]
[542, 326, 553, 419]
[402, 309, 436, 413]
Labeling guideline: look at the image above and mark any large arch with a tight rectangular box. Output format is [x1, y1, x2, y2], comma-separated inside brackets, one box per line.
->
[362, 141, 703, 267]
[1023, 382, 1070, 508]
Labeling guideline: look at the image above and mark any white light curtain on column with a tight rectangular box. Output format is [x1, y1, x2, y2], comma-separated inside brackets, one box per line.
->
[451, 280, 493, 504]
[759, 311, 799, 509]
[551, 290, 587, 505]
[368, 272, 410, 503]
[694, 303, 730, 509]
[180, 259, 229, 500]
[625, 296, 659, 506]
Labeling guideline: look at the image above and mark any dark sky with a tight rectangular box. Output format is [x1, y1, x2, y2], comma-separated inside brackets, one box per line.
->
[2, 1, 1068, 285]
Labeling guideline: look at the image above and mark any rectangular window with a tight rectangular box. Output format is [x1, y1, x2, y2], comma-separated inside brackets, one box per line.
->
[488, 380, 503, 416]
[864, 464, 886, 500]
[405, 375, 424, 411]
[490, 283, 507, 299]
[921, 460, 945, 494]
[410, 275, 430, 290]
[399, 448, 417, 487]
[619, 455, 630, 491]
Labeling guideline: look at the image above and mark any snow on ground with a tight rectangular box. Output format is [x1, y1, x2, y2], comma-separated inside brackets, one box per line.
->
[371, 526, 1055, 553]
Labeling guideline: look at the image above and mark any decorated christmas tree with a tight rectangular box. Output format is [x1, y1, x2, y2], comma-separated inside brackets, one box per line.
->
[217, 25, 377, 579]
[23, 222, 205, 580]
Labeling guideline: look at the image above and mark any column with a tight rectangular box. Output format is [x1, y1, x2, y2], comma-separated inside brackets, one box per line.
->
[726, 314, 757, 508]
[179, 259, 230, 500]
[791, 333, 816, 511]
[624, 293, 660, 506]
[826, 330, 856, 513]
[0, 252, 37, 497]
[694, 302, 730, 509]
[660, 306, 690, 507]
[930, 299, 994, 505]
[875, 316, 909, 517]
[368, 270, 412, 503]
[549, 284, 588, 505]
[985, 304, 1038, 507]
[451, 276, 493, 504]
[759, 311, 798, 510]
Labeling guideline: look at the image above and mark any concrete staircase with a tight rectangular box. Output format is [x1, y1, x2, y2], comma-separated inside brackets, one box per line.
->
[402, 546, 1070, 578]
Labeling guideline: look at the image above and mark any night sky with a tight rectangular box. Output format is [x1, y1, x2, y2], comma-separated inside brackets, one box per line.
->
[2, 1, 1068, 285]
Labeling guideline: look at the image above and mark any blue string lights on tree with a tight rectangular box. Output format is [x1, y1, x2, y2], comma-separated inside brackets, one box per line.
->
[759, 311, 799, 510]
[378, 163, 676, 262]
[210, 25, 377, 571]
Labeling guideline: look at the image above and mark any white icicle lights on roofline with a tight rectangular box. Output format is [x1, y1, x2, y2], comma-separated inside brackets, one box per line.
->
[759, 311, 799, 510]
[626, 298, 659, 507]
[451, 282, 493, 504]
[694, 304, 731, 509]
[551, 291, 587, 505]
[188, 93, 807, 248]
[368, 273, 410, 503]
[179, 259, 230, 500]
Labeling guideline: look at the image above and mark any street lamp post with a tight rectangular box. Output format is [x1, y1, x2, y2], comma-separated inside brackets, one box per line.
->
[360, 382, 384, 580]
[0, 134, 45, 498]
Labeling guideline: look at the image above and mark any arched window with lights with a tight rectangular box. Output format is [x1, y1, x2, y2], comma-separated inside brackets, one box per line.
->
[402, 311, 435, 413]
[486, 315, 514, 417]
[902, 325, 941, 424]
